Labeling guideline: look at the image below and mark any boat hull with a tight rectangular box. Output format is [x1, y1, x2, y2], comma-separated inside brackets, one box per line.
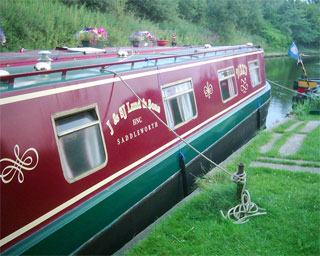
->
[0, 45, 270, 255]
[4, 83, 270, 255]
[77, 91, 270, 255]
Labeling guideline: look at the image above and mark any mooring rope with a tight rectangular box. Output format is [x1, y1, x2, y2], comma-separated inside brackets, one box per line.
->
[103, 68, 232, 176]
[103, 67, 266, 223]
[231, 170, 246, 185]
[267, 79, 318, 99]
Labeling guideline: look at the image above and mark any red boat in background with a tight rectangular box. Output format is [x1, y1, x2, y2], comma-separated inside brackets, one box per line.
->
[0, 44, 270, 255]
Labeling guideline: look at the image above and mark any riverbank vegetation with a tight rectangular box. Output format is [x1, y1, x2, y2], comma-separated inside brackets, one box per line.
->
[125, 113, 320, 255]
[0, 0, 319, 52]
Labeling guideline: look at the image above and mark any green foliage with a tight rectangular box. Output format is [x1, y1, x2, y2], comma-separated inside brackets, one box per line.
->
[260, 21, 291, 50]
[72, 0, 128, 16]
[262, 0, 320, 48]
[127, 0, 178, 23]
[292, 101, 312, 118]
[0, 0, 319, 51]
[177, 0, 207, 24]
[278, 0, 318, 45]
[292, 96, 320, 120]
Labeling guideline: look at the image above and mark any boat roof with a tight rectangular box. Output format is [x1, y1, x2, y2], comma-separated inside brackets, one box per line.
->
[0, 44, 262, 93]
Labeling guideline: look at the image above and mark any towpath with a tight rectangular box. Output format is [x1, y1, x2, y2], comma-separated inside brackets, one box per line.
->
[250, 118, 320, 174]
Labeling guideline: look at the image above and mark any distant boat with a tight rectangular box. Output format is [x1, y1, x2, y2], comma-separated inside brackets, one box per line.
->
[293, 77, 320, 93]
[0, 43, 270, 255]
[292, 77, 320, 114]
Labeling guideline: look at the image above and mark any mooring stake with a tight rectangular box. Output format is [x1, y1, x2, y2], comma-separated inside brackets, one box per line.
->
[236, 163, 245, 200]
[222, 162, 267, 224]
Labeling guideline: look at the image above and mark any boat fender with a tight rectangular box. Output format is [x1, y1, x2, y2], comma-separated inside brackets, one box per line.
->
[204, 44, 212, 48]
[118, 50, 128, 57]
[246, 43, 253, 47]
[0, 70, 9, 76]
[34, 62, 51, 71]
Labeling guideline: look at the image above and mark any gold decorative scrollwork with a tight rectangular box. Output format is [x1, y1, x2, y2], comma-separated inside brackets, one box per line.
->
[240, 78, 249, 93]
[0, 145, 39, 184]
[204, 82, 213, 99]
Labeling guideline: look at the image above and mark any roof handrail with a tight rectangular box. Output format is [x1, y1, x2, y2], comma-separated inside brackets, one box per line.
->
[0, 45, 260, 84]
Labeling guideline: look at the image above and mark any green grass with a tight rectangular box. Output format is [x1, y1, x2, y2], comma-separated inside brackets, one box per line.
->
[125, 114, 320, 256]
[262, 115, 320, 161]
[295, 125, 320, 161]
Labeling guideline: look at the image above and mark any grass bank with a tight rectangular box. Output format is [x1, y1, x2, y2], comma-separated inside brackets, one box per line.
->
[1, 0, 309, 53]
[0, 0, 220, 52]
[124, 113, 320, 255]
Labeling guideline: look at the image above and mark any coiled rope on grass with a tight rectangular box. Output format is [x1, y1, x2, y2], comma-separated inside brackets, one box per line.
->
[103, 67, 266, 224]
[221, 171, 267, 224]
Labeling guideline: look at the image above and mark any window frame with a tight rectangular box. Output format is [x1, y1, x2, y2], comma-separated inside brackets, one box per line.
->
[161, 78, 198, 129]
[52, 104, 108, 183]
[248, 59, 262, 87]
[217, 66, 238, 103]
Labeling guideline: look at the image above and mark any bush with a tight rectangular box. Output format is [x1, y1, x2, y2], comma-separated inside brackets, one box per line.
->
[260, 21, 290, 50]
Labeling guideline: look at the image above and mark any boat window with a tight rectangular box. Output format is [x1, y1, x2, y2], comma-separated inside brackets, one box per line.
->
[218, 67, 238, 102]
[249, 60, 261, 87]
[52, 104, 107, 183]
[162, 79, 197, 129]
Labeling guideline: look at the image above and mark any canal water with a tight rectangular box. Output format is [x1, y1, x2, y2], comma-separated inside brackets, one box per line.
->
[265, 55, 320, 128]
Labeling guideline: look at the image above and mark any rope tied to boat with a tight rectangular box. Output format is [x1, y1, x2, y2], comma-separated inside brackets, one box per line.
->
[103, 68, 266, 224]
[267, 79, 319, 100]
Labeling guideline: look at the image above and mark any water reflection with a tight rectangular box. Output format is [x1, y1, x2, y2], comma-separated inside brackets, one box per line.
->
[264, 55, 320, 128]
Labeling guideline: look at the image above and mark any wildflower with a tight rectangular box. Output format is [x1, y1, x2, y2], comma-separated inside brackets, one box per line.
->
[0, 28, 6, 45]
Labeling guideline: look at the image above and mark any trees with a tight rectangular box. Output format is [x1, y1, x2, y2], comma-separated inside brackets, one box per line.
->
[177, 0, 207, 24]
[127, 0, 178, 22]
[60, 0, 319, 48]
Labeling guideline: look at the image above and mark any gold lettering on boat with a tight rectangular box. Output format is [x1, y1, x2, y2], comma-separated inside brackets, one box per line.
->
[119, 104, 127, 120]
[126, 100, 141, 113]
[107, 98, 161, 136]
[236, 64, 247, 79]
[113, 113, 120, 125]
[147, 99, 161, 113]
[116, 121, 159, 145]
[133, 117, 142, 126]
[106, 120, 114, 135]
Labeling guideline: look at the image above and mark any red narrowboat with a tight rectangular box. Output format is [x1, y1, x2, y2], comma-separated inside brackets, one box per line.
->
[0, 44, 270, 255]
